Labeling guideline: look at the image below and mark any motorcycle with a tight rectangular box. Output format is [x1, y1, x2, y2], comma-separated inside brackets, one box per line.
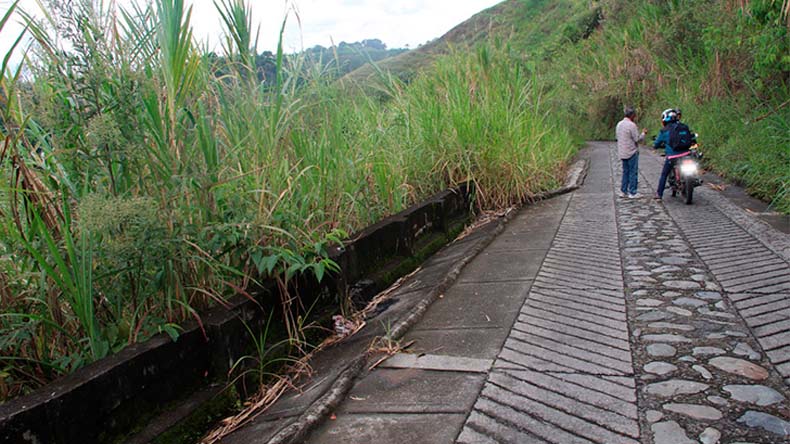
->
[666, 140, 703, 204]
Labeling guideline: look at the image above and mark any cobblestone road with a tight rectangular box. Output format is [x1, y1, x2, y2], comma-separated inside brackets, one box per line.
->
[457, 142, 790, 444]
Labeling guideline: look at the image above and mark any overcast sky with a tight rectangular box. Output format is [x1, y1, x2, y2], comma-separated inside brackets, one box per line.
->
[0, 0, 502, 63]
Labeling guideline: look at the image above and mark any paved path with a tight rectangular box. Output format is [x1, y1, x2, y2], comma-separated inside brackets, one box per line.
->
[306, 142, 790, 444]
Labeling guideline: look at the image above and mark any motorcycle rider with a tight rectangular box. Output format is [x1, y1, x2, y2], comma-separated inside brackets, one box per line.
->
[653, 108, 674, 157]
[653, 109, 695, 200]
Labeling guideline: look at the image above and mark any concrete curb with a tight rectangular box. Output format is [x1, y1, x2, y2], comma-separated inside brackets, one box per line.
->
[266, 355, 367, 444]
[267, 159, 588, 444]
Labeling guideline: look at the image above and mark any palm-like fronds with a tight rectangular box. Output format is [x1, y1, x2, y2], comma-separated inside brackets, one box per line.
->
[215, 0, 259, 77]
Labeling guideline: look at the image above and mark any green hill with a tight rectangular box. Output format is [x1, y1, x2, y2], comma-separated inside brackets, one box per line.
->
[342, 1, 602, 84]
[348, 0, 790, 212]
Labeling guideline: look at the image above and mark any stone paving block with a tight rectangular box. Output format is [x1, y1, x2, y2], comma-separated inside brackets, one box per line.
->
[528, 291, 626, 322]
[710, 258, 781, 277]
[766, 345, 790, 365]
[496, 346, 577, 373]
[753, 282, 790, 293]
[540, 257, 620, 281]
[458, 250, 543, 283]
[499, 369, 637, 419]
[516, 312, 631, 351]
[535, 269, 623, 291]
[651, 421, 696, 444]
[704, 247, 771, 265]
[455, 426, 504, 444]
[404, 327, 512, 360]
[740, 300, 790, 319]
[696, 236, 757, 251]
[508, 329, 633, 374]
[543, 253, 623, 274]
[338, 368, 486, 414]
[776, 361, 790, 377]
[723, 384, 785, 406]
[737, 411, 790, 437]
[758, 330, 790, 351]
[532, 283, 626, 305]
[485, 233, 554, 252]
[728, 275, 790, 293]
[546, 249, 620, 268]
[379, 353, 492, 373]
[466, 400, 587, 444]
[732, 293, 788, 309]
[545, 372, 637, 402]
[743, 307, 790, 328]
[411, 281, 532, 329]
[754, 319, 790, 349]
[517, 304, 630, 341]
[501, 338, 626, 375]
[524, 298, 629, 333]
[512, 321, 633, 362]
[717, 262, 789, 280]
[533, 281, 625, 298]
[308, 413, 466, 444]
[706, 257, 775, 275]
[480, 383, 639, 444]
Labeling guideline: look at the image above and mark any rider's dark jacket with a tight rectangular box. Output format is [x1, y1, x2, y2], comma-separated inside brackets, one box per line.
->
[653, 124, 688, 157]
[653, 128, 671, 154]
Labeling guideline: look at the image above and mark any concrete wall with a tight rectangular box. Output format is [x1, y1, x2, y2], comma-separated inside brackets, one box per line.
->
[0, 184, 473, 444]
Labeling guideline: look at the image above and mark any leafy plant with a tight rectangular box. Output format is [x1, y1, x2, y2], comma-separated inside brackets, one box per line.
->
[227, 312, 304, 396]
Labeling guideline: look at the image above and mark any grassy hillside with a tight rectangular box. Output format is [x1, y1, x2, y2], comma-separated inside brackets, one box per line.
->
[351, 0, 790, 211]
[342, 1, 601, 84]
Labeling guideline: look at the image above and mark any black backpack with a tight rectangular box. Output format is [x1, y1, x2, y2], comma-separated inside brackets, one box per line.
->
[668, 122, 693, 150]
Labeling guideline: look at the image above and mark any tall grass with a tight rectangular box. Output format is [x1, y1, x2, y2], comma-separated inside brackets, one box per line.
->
[397, 43, 576, 208]
[0, 0, 576, 401]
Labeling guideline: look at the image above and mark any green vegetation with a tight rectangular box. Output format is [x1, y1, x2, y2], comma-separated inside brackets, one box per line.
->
[352, 0, 789, 211]
[0, 0, 574, 401]
[543, 0, 789, 212]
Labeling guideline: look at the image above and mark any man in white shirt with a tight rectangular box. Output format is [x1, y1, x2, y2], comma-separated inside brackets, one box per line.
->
[615, 106, 647, 198]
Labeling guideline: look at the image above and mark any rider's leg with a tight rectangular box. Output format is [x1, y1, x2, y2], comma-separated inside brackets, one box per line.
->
[656, 158, 673, 198]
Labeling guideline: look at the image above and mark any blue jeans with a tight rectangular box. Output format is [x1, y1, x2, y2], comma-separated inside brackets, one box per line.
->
[656, 158, 674, 198]
[621, 152, 639, 195]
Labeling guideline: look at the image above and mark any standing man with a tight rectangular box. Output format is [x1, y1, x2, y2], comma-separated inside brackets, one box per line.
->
[616, 106, 647, 198]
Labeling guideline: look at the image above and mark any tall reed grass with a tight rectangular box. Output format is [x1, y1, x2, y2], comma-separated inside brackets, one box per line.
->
[0, 0, 576, 400]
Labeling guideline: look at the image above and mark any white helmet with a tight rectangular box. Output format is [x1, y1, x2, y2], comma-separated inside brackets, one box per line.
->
[661, 108, 677, 123]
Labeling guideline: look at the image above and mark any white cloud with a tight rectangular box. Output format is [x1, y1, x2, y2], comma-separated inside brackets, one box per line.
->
[0, 0, 502, 63]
